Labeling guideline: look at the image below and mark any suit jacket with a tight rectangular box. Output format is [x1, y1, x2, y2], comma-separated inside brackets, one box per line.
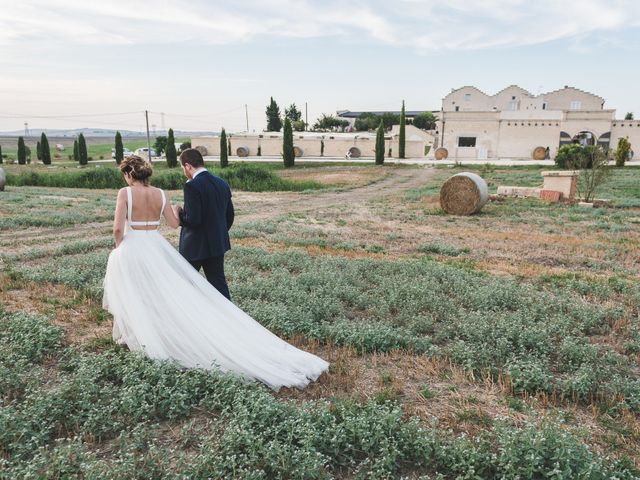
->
[179, 170, 234, 261]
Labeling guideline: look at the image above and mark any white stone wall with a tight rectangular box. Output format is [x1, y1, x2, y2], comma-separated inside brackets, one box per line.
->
[192, 131, 427, 158]
[611, 120, 640, 160]
[542, 87, 604, 111]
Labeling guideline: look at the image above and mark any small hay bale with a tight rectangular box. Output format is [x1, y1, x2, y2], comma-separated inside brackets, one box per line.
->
[195, 145, 208, 156]
[434, 147, 448, 160]
[439, 172, 489, 215]
[236, 146, 249, 157]
[293, 146, 303, 157]
[532, 146, 546, 160]
[348, 146, 361, 158]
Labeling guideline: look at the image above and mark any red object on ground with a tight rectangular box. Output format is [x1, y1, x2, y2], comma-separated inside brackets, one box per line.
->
[539, 189, 563, 202]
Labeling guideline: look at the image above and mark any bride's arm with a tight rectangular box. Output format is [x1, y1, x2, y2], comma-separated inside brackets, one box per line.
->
[163, 198, 181, 229]
[113, 188, 127, 247]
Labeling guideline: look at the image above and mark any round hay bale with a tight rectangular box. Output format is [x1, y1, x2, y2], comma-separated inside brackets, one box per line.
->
[439, 172, 489, 216]
[236, 146, 249, 157]
[0, 167, 5, 191]
[532, 146, 546, 160]
[195, 145, 208, 156]
[434, 147, 448, 160]
[348, 146, 361, 158]
[293, 146, 303, 157]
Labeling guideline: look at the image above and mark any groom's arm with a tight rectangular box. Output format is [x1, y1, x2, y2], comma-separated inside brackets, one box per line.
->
[226, 194, 234, 230]
[179, 182, 202, 228]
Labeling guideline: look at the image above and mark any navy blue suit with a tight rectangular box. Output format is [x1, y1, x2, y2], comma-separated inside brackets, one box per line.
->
[179, 170, 234, 299]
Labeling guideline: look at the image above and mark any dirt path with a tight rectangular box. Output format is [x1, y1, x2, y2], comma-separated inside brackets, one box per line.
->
[238, 166, 436, 221]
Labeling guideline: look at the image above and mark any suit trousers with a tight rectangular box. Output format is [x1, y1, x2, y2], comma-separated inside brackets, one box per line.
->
[188, 255, 231, 300]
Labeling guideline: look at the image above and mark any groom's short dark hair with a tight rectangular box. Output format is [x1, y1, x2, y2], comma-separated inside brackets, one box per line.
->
[180, 148, 204, 168]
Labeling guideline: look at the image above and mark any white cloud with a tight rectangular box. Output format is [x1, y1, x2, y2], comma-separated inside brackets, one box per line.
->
[1, 0, 636, 51]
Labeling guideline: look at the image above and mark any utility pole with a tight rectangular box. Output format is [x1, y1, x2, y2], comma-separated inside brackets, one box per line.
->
[245, 104, 249, 132]
[145, 110, 152, 162]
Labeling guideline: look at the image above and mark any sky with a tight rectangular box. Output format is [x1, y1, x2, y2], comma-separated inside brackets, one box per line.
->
[1, 0, 639, 133]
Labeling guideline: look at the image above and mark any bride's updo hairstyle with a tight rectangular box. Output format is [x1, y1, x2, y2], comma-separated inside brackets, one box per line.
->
[120, 155, 153, 185]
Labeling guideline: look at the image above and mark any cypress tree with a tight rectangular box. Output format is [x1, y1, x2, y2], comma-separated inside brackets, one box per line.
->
[228, 138, 232, 157]
[115, 131, 124, 165]
[399, 100, 406, 159]
[73, 139, 79, 161]
[266, 97, 283, 132]
[41, 132, 51, 165]
[36, 140, 42, 161]
[17, 136, 26, 165]
[320, 139, 324, 157]
[375, 121, 385, 165]
[78, 133, 88, 165]
[220, 128, 228, 168]
[282, 117, 294, 168]
[0, 145, 3, 164]
[165, 128, 177, 167]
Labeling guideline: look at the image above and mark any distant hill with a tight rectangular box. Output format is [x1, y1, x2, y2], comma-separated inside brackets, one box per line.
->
[0, 128, 216, 137]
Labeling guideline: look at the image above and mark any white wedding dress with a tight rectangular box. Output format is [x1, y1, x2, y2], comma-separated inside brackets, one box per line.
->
[102, 187, 329, 390]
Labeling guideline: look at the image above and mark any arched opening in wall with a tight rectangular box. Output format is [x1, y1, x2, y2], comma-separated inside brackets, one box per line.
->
[597, 132, 611, 151]
[572, 131, 595, 147]
[559, 131, 572, 147]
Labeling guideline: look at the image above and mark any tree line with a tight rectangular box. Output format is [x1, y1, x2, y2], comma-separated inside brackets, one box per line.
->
[265, 97, 436, 133]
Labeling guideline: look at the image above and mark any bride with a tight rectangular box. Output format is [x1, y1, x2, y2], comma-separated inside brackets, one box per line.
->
[102, 155, 329, 390]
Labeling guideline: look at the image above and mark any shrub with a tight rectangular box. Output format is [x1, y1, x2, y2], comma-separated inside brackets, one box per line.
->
[282, 117, 294, 168]
[219, 128, 228, 168]
[354, 112, 380, 132]
[40, 132, 51, 165]
[153, 135, 167, 156]
[575, 146, 610, 202]
[17, 136, 26, 165]
[165, 128, 177, 168]
[78, 134, 88, 165]
[4, 164, 322, 192]
[399, 100, 406, 159]
[266, 96, 282, 132]
[114, 131, 124, 165]
[554, 144, 584, 168]
[614, 136, 631, 167]
[375, 121, 385, 165]
[413, 112, 437, 130]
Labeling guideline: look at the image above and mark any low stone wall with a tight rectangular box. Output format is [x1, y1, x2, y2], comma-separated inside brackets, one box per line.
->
[192, 133, 427, 158]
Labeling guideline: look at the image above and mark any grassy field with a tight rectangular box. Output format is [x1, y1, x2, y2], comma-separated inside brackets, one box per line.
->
[1, 165, 639, 478]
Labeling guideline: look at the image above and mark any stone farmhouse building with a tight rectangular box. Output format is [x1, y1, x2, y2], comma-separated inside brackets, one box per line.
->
[191, 85, 638, 160]
[436, 85, 639, 160]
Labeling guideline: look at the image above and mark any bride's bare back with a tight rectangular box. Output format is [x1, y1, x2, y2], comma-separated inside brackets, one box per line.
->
[112, 185, 180, 247]
[128, 186, 165, 230]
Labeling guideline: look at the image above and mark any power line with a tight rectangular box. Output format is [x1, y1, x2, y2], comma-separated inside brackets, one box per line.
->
[0, 111, 143, 119]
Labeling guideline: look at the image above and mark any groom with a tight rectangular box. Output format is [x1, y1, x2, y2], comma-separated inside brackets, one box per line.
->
[174, 148, 234, 300]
